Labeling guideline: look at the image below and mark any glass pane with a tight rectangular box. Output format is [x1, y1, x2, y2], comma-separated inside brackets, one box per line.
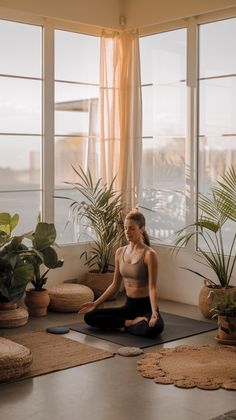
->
[139, 137, 186, 244]
[199, 136, 236, 193]
[142, 84, 186, 137]
[0, 19, 42, 78]
[0, 77, 42, 134]
[0, 136, 41, 190]
[140, 29, 186, 84]
[0, 191, 41, 233]
[55, 82, 99, 136]
[55, 30, 100, 83]
[198, 136, 236, 254]
[199, 18, 236, 78]
[199, 78, 236, 136]
[54, 188, 89, 244]
[55, 136, 100, 186]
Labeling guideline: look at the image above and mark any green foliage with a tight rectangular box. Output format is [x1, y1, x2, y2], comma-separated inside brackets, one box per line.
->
[57, 166, 124, 273]
[26, 222, 64, 291]
[0, 214, 64, 298]
[174, 166, 236, 288]
[209, 289, 236, 318]
[0, 213, 34, 303]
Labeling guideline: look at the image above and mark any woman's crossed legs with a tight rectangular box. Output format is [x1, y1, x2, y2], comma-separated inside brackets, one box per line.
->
[84, 303, 164, 338]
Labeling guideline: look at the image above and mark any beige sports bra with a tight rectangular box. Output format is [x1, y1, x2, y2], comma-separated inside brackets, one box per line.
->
[119, 246, 149, 284]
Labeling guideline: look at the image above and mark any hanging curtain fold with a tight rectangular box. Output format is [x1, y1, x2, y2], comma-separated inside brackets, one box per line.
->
[99, 30, 142, 210]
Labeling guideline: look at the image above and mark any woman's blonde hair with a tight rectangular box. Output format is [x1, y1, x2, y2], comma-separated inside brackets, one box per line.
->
[125, 209, 150, 246]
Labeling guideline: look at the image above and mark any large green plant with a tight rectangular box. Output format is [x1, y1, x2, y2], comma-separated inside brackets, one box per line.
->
[26, 222, 64, 291]
[174, 166, 236, 288]
[58, 166, 124, 273]
[0, 213, 34, 302]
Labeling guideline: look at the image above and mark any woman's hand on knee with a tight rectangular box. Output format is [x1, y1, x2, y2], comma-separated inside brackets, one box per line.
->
[78, 302, 97, 314]
[148, 311, 159, 327]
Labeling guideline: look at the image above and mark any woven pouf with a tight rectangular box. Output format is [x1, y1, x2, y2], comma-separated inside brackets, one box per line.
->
[48, 283, 94, 312]
[0, 337, 32, 382]
[0, 307, 29, 328]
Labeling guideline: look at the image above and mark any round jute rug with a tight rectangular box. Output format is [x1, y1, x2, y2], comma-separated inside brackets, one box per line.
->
[137, 345, 236, 390]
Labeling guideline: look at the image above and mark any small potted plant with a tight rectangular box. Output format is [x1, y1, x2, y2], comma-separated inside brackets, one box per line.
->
[56, 166, 124, 297]
[24, 222, 64, 316]
[209, 288, 236, 343]
[174, 166, 236, 318]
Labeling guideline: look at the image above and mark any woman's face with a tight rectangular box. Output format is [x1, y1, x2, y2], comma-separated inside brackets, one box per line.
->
[124, 218, 144, 243]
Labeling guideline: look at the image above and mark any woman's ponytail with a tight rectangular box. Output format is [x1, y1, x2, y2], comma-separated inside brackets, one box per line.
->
[142, 229, 150, 246]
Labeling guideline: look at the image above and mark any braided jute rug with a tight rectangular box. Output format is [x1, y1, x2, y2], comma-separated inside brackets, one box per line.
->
[137, 345, 236, 390]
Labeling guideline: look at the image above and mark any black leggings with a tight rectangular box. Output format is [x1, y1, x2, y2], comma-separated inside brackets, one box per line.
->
[84, 296, 164, 338]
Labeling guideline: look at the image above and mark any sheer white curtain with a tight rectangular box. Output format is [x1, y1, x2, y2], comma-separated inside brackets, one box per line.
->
[100, 30, 142, 210]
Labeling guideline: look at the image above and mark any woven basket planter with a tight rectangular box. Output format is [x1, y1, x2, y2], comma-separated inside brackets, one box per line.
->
[48, 283, 94, 312]
[85, 272, 114, 299]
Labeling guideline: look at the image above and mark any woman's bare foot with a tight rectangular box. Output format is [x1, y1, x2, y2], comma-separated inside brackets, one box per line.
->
[125, 316, 148, 327]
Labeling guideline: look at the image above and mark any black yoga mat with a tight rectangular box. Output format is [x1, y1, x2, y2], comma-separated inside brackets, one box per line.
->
[67, 312, 217, 349]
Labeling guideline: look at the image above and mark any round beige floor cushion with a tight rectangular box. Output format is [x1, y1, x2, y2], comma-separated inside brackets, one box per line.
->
[0, 337, 32, 382]
[0, 307, 29, 328]
[137, 345, 236, 390]
[48, 283, 94, 312]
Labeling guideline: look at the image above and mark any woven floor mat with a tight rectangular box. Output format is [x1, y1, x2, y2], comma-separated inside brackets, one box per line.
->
[137, 344, 236, 390]
[7, 330, 114, 381]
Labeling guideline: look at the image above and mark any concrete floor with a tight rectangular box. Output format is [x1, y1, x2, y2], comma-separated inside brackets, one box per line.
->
[0, 298, 236, 420]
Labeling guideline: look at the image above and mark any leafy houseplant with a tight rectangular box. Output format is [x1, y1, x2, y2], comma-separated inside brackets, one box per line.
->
[209, 288, 236, 342]
[174, 166, 236, 317]
[59, 166, 124, 273]
[24, 222, 64, 317]
[0, 212, 34, 305]
[57, 166, 124, 297]
[27, 222, 64, 291]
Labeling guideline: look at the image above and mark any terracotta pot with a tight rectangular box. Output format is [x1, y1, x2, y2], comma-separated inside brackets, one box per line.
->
[85, 272, 114, 299]
[24, 289, 50, 317]
[218, 315, 236, 341]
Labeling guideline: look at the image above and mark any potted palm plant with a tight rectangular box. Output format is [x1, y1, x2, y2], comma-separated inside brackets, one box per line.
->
[24, 222, 64, 316]
[0, 212, 34, 327]
[209, 288, 236, 343]
[57, 166, 124, 297]
[174, 166, 236, 318]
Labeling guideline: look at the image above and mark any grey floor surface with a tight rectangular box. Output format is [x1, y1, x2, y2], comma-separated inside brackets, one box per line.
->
[0, 298, 236, 420]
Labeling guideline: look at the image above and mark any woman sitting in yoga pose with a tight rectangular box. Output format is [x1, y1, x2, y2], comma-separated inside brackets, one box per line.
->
[79, 209, 164, 338]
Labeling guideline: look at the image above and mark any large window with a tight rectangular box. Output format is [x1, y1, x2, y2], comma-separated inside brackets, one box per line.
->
[1, 13, 236, 249]
[198, 18, 236, 252]
[139, 29, 187, 245]
[0, 19, 42, 233]
[54, 30, 100, 243]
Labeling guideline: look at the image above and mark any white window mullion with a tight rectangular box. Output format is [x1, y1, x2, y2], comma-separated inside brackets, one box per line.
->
[42, 24, 54, 223]
[186, 19, 198, 234]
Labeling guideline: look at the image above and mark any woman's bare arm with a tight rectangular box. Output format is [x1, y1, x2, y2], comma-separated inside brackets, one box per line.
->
[145, 248, 159, 326]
